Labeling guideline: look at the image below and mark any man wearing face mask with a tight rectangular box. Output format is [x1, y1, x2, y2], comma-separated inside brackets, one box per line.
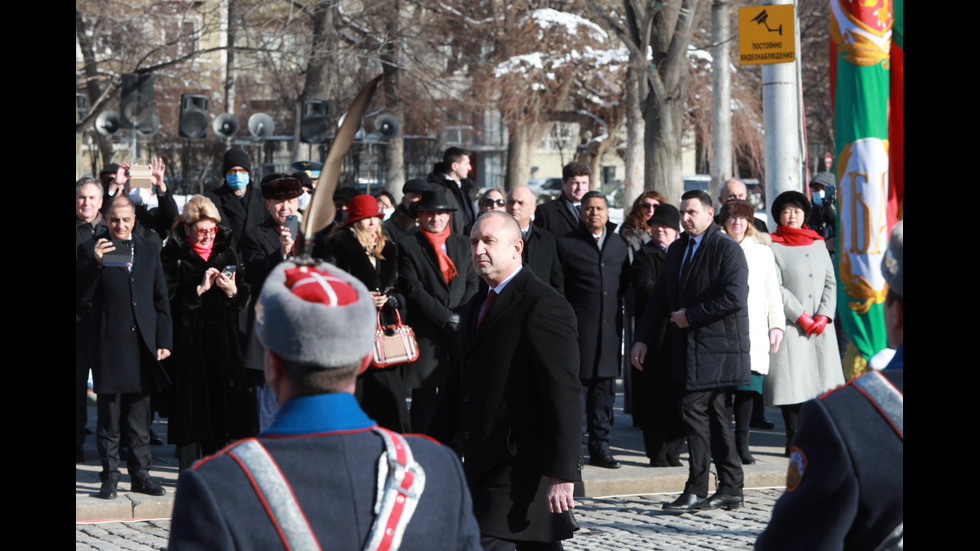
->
[206, 149, 266, 251]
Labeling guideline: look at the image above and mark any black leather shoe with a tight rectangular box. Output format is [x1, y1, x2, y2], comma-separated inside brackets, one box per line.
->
[699, 492, 743, 511]
[750, 418, 775, 430]
[663, 492, 706, 513]
[99, 479, 118, 500]
[589, 453, 621, 469]
[132, 477, 166, 496]
[649, 458, 670, 467]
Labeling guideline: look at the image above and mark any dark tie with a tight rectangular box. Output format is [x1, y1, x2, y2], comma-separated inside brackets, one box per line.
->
[681, 239, 696, 281]
[477, 290, 497, 328]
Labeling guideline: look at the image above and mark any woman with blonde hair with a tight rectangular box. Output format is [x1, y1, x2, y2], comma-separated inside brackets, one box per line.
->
[161, 195, 252, 469]
[324, 195, 410, 432]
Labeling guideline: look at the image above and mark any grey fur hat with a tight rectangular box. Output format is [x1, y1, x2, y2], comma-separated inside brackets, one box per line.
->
[255, 262, 376, 369]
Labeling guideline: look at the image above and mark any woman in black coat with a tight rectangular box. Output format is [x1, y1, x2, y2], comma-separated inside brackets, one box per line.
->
[162, 195, 252, 469]
[324, 195, 411, 433]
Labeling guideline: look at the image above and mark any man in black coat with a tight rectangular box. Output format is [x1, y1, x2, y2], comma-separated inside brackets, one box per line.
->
[398, 190, 478, 431]
[506, 186, 563, 294]
[426, 147, 479, 234]
[239, 174, 303, 431]
[533, 162, 591, 239]
[76, 177, 107, 462]
[205, 149, 267, 251]
[631, 190, 750, 513]
[76, 196, 173, 500]
[558, 191, 629, 470]
[429, 211, 582, 549]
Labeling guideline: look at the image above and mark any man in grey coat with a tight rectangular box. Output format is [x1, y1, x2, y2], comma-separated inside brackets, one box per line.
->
[631, 190, 750, 513]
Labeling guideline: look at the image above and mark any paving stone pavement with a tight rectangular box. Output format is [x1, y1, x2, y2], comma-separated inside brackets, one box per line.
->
[75, 489, 781, 550]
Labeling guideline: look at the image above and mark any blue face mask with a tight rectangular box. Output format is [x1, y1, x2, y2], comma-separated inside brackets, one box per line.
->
[226, 172, 249, 190]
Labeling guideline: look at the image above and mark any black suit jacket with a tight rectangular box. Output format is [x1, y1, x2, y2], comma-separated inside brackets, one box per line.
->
[429, 267, 582, 542]
[522, 225, 564, 294]
[239, 219, 290, 370]
[533, 196, 579, 239]
[76, 234, 173, 394]
[397, 231, 478, 388]
[206, 184, 267, 251]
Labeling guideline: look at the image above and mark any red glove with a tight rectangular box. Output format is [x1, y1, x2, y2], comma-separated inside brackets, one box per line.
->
[810, 315, 829, 336]
[797, 312, 816, 334]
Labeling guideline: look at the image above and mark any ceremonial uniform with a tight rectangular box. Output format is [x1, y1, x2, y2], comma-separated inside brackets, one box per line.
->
[757, 348, 904, 550]
[169, 393, 480, 550]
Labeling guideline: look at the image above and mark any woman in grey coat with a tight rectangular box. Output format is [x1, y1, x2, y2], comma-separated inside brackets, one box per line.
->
[765, 191, 845, 454]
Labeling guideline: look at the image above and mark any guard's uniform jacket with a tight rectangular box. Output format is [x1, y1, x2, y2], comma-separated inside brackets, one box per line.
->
[757, 346, 904, 550]
[169, 393, 480, 550]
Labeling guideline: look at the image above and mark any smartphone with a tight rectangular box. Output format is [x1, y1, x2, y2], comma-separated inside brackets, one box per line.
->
[104, 240, 134, 267]
[128, 165, 153, 188]
[222, 265, 237, 278]
[285, 214, 299, 240]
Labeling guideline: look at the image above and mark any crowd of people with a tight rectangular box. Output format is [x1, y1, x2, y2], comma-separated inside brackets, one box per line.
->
[77, 147, 900, 549]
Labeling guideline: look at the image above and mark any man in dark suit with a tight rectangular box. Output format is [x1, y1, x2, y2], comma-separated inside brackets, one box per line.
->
[533, 162, 591, 239]
[240, 174, 303, 431]
[631, 190, 750, 513]
[398, 189, 478, 431]
[426, 147, 479, 234]
[506, 186, 563, 294]
[429, 211, 582, 550]
[169, 261, 480, 550]
[76, 196, 173, 500]
[205, 149, 267, 250]
[558, 191, 630, 470]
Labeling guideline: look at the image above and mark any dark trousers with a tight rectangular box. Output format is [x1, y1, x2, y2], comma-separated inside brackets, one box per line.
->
[581, 377, 615, 457]
[76, 318, 91, 452]
[97, 392, 152, 483]
[680, 389, 744, 497]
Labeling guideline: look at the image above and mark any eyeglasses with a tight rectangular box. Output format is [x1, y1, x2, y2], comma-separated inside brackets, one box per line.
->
[192, 227, 218, 237]
[640, 202, 659, 210]
[482, 199, 506, 208]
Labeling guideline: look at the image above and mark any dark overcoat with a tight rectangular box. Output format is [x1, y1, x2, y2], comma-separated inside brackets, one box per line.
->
[240, 219, 288, 371]
[522, 224, 564, 294]
[205, 183, 267, 251]
[76, 234, 173, 394]
[429, 267, 583, 542]
[397, 231, 478, 389]
[161, 225, 253, 444]
[533, 196, 579, 239]
[635, 223, 751, 390]
[558, 222, 630, 380]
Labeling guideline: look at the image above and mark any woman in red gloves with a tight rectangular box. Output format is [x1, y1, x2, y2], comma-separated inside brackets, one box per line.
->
[765, 191, 845, 455]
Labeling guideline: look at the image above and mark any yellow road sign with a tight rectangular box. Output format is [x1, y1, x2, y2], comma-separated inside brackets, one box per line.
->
[738, 4, 796, 65]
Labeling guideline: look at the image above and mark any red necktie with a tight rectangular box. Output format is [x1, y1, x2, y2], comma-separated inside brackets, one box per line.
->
[477, 290, 497, 328]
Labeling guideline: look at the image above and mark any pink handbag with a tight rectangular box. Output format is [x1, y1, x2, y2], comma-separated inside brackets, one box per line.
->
[371, 309, 419, 368]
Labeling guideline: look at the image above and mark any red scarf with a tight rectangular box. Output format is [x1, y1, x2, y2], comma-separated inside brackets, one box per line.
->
[771, 224, 823, 247]
[185, 235, 214, 261]
[421, 224, 458, 283]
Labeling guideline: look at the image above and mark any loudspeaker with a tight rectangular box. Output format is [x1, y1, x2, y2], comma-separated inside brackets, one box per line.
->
[120, 73, 154, 133]
[95, 110, 121, 136]
[136, 114, 160, 137]
[375, 113, 399, 139]
[179, 93, 209, 139]
[300, 100, 330, 144]
[248, 113, 275, 139]
[212, 113, 239, 139]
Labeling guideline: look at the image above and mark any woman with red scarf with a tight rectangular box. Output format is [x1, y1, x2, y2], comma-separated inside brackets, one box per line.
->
[765, 191, 845, 455]
[162, 195, 252, 469]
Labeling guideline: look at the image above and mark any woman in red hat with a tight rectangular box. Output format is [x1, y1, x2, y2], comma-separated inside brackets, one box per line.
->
[323, 194, 410, 432]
